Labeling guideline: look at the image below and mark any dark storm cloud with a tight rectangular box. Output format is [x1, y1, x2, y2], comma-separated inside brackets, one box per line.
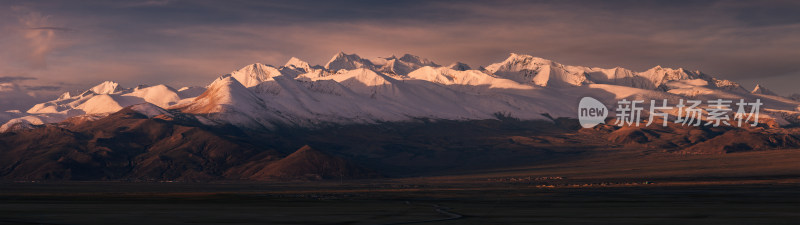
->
[0, 76, 36, 83]
[23, 85, 61, 91]
[1, 0, 798, 95]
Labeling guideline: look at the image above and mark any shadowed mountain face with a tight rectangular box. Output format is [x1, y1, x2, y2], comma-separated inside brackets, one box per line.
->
[2, 104, 800, 181]
[0, 107, 383, 181]
[0, 108, 278, 181]
[232, 145, 381, 180]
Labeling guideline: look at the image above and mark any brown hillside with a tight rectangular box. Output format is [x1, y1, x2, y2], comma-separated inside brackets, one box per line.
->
[245, 145, 380, 180]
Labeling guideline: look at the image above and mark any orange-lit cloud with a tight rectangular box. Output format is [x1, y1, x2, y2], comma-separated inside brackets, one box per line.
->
[10, 7, 73, 69]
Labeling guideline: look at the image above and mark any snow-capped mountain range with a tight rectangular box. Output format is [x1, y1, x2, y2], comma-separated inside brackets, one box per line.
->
[2, 52, 799, 132]
[0, 81, 207, 132]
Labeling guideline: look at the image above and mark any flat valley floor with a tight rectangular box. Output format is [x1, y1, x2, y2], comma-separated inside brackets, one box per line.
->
[3, 148, 800, 225]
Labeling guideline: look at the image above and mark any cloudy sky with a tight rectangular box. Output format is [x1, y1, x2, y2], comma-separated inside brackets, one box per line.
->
[1, 0, 799, 110]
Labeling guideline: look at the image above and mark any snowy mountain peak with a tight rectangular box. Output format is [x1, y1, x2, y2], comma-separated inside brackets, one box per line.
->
[230, 63, 282, 88]
[752, 84, 777, 95]
[485, 53, 559, 75]
[88, 81, 123, 95]
[128, 84, 181, 108]
[485, 53, 588, 87]
[284, 57, 311, 70]
[515, 53, 554, 63]
[56, 92, 72, 100]
[325, 52, 375, 71]
[169, 74, 271, 128]
[398, 54, 439, 67]
[174, 75, 262, 115]
[639, 65, 702, 88]
[210, 74, 237, 87]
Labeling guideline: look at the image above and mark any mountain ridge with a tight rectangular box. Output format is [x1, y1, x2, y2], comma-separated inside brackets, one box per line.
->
[2, 52, 799, 132]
